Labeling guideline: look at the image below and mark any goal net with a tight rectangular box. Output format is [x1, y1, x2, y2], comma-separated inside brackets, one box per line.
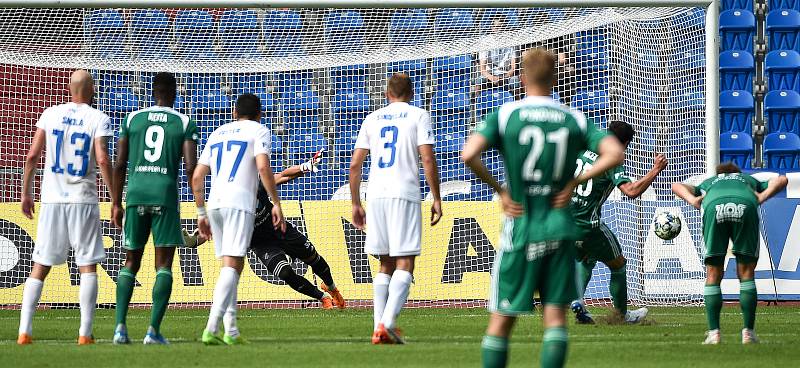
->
[0, 6, 708, 308]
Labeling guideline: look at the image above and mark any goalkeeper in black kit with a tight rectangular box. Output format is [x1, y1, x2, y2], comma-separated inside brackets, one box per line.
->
[186, 150, 345, 309]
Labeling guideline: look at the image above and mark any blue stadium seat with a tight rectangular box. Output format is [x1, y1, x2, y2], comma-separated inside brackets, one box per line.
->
[475, 89, 513, 120]
[479, 9, 520, 30]
[390, 9, 429, 45]
[288, 131, 328, 163]
[720, 132, 754, 168]
[721, 0, 754, 10]
[230, 73, 277, 114]
[767, 9, 800, 53]
[766, 50, 800, 91]
[719, 9, 755, 52]
[572, 90, 610, 114]
[438, 152, 469, 181]
[325, 10, 365, 53]
[434, 8, 474, 40]
[264, 9, 304, 57]
[86, 10, 125, 59]
[764, 132, 800, 168]
[175, 10, 215, 60]
[132, 9, 171, 59]
[220, 9, 261, 58]
[765, 89, 800, 133]
[770, 0, 800, 12]
[575, 29, 609, 91]
[314, 168, 348, 200]
[720, 90, 754, 133]
[720, 50, 754, 91]
[431, 89, 470, 136]
[333, 111, 366, 153]
[270, 133, 285, 170]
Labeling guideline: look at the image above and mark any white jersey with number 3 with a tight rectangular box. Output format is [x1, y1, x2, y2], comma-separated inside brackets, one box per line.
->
[199, 119, 271, 213]
[37, 102, 112, 204]
[355, 101, 435, 203]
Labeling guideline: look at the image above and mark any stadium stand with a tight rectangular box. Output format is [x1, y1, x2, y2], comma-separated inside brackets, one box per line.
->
[721, 0, 754, 10]
[765, 89, 800, 134]
[720, 90, 755, 133]
[767, 9, 800, 53]
[720, 50, 754, 92]
[220, 9, 261, 58]
[387, 9, 429, 108]
[771, 0, 800, 13]
[720, 132, 754, 168]
[175, 10, 216, 59]
[263, 9, 304, 57]
[766, 49, 800, 91]
[85, 9, 126, 59]
[764, 132, 800, 168]
[132, 9, 172, 59]
[719, 9, 756, 52]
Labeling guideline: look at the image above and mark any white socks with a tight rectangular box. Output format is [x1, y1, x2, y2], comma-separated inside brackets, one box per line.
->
[223, 288, 239, 337]
[373, 273, 391, 330]
[18, 277, 43, 336]
[206, 267, 239, 334]
[380, 270, 413, 330]
[79, 272, 98, 337]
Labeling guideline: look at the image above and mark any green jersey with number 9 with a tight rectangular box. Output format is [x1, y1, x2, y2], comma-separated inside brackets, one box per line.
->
[476, 96, 608, 250]
[120, 106, 199, 208]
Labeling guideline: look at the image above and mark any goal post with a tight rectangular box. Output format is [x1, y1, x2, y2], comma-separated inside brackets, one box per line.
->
[0, 0, 718, 308]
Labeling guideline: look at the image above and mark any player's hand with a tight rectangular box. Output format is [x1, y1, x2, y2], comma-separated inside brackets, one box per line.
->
[272, 204, 286, 233]
[499, 189, 523, 218]
[21, 194, 34, 219]
[689, 195, 704, 209]
[552, 180, 578, 208]
[111, 204, 124, 228]
[198, 217, 212, 240]
[430, 199, 443, 226]
[299, 148, 324, 174]
[653, 153, 668, 173]
[352, 204, 366, 230]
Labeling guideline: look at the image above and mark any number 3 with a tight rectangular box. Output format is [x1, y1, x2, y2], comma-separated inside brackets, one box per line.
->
[144, 125, 165, 162]
[379, 126, 398, 168]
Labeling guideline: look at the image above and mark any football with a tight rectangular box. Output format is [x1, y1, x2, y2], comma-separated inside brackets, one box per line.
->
[653, 211, 682, 240]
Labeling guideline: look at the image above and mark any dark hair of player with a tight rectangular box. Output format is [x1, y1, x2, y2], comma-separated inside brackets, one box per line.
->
[152, 72, 177, 105]
[716, 161, 742, 174]
[387, 73, 413, 101]
[235, 93, 261, 121]
[607, 120, 636, 146]
[521, 48, 557, 87]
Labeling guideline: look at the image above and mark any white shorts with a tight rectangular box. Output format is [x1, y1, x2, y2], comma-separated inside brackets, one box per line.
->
[208, 207, 254, 258]
[365, 198, 421, 257]
[33, 203, 105, 267]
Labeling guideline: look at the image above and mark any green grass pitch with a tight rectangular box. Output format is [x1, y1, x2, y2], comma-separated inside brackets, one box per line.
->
[1, 306, 797, 367]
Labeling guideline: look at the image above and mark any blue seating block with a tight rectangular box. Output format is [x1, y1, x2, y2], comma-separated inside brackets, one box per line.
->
[719, 90, 754, 133]
[264, 10, 304, 57]
[475, 89, 513, 120]
[479, 9, 520, 30]
[720, 50, 754, 92]
[767, 9, 800, 53]
[766, 50, 800, 91]
[719, 9, 755, 52]
[764, 132, 800, 168]
[288, 132, 328, 162]
[389, 9, 429, 45]
[325, 10, 365, 53]
[175, 10, 215, 59]
[720, 132, 754, 168]
[220, 9, 261, 58]
[86, 10, 125, 59]
[770, 0, 800, 12]
[132, 9, 171, 58]
[572, 90, 610, 113]
[721, 0, 754, 10]
[434, 8, 474, 39]
[765, 89, 800, 133]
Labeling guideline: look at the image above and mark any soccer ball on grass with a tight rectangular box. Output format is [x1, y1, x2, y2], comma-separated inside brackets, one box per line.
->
[653, 211, 682, 240]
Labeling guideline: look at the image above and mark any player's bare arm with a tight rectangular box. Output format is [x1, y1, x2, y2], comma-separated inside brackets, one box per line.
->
[419, 144, 442, 226]
[461, 133, 523, 218]
[256, 153, 285, 233]
[94, 136, 113, 200]
[618, 153, 667, 198]
[757, 175, 788, 204]
[183, 139, 197, 193]
[191, 163, 211, 239]
[671, 182, 703, 209]
[553, 135, 624, 208]
[110, 137, 129, 228]
[21, 128, 46, 219]
[349, 148, 369, 229]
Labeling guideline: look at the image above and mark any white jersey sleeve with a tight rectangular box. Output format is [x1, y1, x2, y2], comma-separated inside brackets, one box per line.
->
[416, 111, 435, 147]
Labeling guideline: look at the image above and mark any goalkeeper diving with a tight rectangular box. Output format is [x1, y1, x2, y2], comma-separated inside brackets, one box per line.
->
[185, 149, 345, 309]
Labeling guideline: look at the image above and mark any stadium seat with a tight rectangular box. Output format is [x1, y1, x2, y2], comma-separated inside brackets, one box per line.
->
[433, 54, 472, 91]
[86, 9, 126, 59]
[389, 9, 429, 45]
[479, 9, 520, 30]
[229, 73, 277, 114]
[575, 29, 609, 91]
[313, 168, 348, 200]
[766, 50, 800, 91]
[325, 10, 365, 53]
[719, 90, 754, 133]
[720, 50, 754, 92]
[288, 131, 328, 163]
[770, 0, 800, 12]
[98, 87, 140, 114]
[132, 9, 172, 59]
[175, 10, 215, 60]
[431, 89, 470, 136]
[264, 9, 304, 57]
[764, 132, 800, 168]
[438, 151, 470, 181]
[719, 9, 755, 52]
[765, 89, 800, 133]
[720, 132, 754, 168]
[721, 0, 754, 10]
[220, 9, 261, 58]
[767, 9, 800, 53]
[475, 89, 513, 120]
[572, 90, 610, 114]
[434, 8, 474, 40]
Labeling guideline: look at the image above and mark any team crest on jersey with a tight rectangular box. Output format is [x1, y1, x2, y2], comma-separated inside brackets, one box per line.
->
[715, 203, 747, 223]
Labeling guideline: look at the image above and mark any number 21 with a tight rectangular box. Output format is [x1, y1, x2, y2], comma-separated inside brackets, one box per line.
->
[519, 126, 568, 182]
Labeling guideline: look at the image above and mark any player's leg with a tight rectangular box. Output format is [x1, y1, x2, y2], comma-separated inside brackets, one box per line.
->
[570, 236, 596, 324]
[255, 247, 332, 308]
[372, 256, 395, 343]
[732, 205, 761, 344]
[701, 203, 727, 345]
[539, 242, 579, 368]
[18, 263, 51, 345]
[282, 225, 345, 308]
[380, 255, 415, 343]
[114, 206, 149, 344]
[482, 314, 516, 368]
[364, 198, 393, 340]
[69, 204, 107, 345]
[143, 206, 183, 344]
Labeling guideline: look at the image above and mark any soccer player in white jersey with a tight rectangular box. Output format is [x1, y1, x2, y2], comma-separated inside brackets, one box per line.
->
[193, 93, 286, 345]
[350, 73, 442, 344]
[17, 70, 113, 345]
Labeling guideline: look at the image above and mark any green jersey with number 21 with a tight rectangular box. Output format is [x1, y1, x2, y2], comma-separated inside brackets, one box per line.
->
[476, 96, 608, 250]
[120, 106, 198, 208]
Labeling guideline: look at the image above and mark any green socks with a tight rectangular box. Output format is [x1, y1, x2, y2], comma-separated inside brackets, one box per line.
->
[115, 267, 136, 326]
[150, 268, 173, 334]
[577, 260, 596, 295]
[609, 266, 628, 315]
[704, 284, 722, 331]
[740, 279, 757, 330]
[481, 335, 508, 368]
[541, 327, 568, 368]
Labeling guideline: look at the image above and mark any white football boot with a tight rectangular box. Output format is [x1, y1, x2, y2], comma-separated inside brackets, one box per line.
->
[702, 329, 721, 345]
[624, 307, 649, 324]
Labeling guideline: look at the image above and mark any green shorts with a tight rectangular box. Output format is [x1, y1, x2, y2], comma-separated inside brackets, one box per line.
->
[488, 240, 578, 315]
[702, 198, 760, 265]
[575, 223, 622, 263]
[123, 205, 184, 250]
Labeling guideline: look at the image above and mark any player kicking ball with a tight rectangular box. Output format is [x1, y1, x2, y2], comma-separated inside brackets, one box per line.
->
[185, 150, 346, 311]
[17, 70, 113, 345]
[569, 121, 666, 324]
[193, 93, 286, 346]
[672, 162, 786, 345]
[350, 73, 443, 344]
[463, 48, 624, 368]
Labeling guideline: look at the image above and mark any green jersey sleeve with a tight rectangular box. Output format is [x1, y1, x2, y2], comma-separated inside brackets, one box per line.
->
[743, 174, 769, 192]
[475, 111, 500, 149]
[185, 119, 199, 142]
[694, 177, 714, 196]
[584, 122, 609, 153]
[609, 164, 633, 187]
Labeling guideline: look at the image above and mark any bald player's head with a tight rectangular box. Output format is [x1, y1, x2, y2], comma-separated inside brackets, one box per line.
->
[69, 69, 95, 104]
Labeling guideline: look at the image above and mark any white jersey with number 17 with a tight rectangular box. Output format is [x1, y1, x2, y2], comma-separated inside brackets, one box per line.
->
[199, 119, 271, 213]
[355, 101, 435, 203]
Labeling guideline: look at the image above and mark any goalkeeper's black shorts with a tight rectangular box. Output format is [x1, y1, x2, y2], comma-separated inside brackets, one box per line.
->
[250, 221, 316, 263]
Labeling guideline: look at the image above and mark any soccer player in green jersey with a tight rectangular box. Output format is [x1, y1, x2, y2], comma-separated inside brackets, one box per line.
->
[569, 120, 667, 325]
[462, 48, 625, 368]
[110, 72, 199, 345]
[672, 162, 786, 345]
